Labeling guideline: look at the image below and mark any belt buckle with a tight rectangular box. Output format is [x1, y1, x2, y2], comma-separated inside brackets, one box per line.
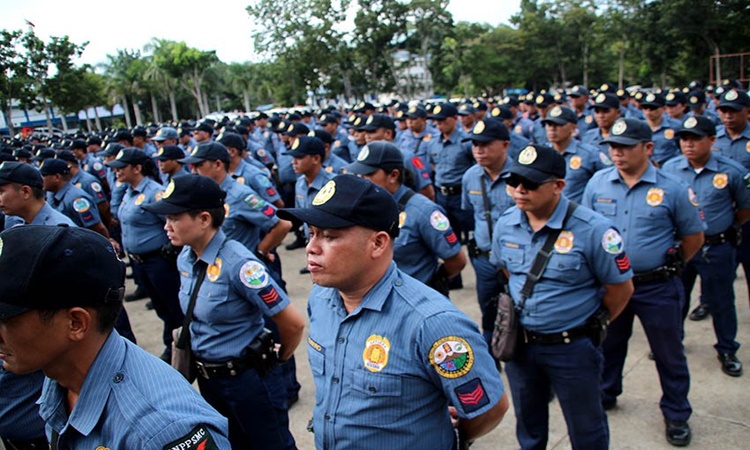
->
[129, 253, 142, 264]
[195, 361, 210, 379]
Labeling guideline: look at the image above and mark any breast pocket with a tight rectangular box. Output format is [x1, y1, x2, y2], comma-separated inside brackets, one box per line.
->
[196, 282, 231, 321]
[593, 201, 617, 217]
[348, 370, 403, 424]
[502, 246, 526, 272]
[636, 205, 671, 227]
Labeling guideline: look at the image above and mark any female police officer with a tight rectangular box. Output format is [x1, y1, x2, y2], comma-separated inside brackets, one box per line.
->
[106, 148, 184, 361]
[143, 174, 305, 450]
[346, 141, 467, 294]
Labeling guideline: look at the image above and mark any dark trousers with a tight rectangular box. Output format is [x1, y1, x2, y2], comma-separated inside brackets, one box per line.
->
[198, 365, 296, 450]
[131, 255, 183, 348]
[506, 338, 609, 450]
[469, 254, 502, 348]
[436, 190, 474, 243]
[602, 276, 692, 421]
[738, 221, 750, 306]
[682, 242, 740, 354]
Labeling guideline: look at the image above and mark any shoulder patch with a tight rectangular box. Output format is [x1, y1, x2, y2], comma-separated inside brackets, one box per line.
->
[163, 425, 219, 450]
[239, 260, 269, 289]
[429, 336, 474, 379]
[244, 193, 266, 209]
[455, 378, 489, 414]
[429, 210, 450, 231]
[601, 228, 624, 254]
[154, 190, 165, 202]
[73, 197, 90, 213]
[91, 182, 102, 193]
[93, 162, 103, 171]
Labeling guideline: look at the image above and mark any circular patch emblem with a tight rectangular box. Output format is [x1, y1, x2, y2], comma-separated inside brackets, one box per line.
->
[726, 90, 739, 101]
[433, 105, 442, 115]
[646, 187, 664, 206]
[688, 187, 699, 206]
[398, 211, 406, 228]
[239, 260, 269, 289]
[612, 120, 627, 135]
[600, 84, 608, 92]
[357, 146, 370, 161]
[689, 96, 699, 104]
[163, 180, 175, 198]
[91, 182, 102, 193]
[596, 93, 606, 103]
[0, 237, 4, 258]
[430, 211, 450, 231]
[599, 151, 613, 166]
[745, 141, 750, 153]
[366, 115, 374, 124]
[535, 95, 544, 104]
[134, 193, 146, 206]
[585, 115, 593, 124]
[430, 336, 474, 379]
[666, 93, 675, 101]
[73, 197, 90, 212]
[93, 162, 103, 171]
[236, 176, 246, 185]
[646, 93, 656, 102]
[664, 129, 674, 140]
[601, 228, 624, 254]
[154, 190, 164, 202]
[291, 139, 300, 150]
[287, 124, 294, 132]
[308, 130, 315, 137]
[207, 258, 222, 282]
[569, 155, 582, 170]
[257, 149, 266, 157]
[555, 231, 574, 254]
[116, 150, 125, 160]
[518, 146, 537, 165]
[491, 107, 500, 117]
[473, 121, 485, 134]
[550, 106, 562, 117]
[362, 334, 390, 373]
[224, 203, 230, 217]
[312, 180, 336, 205]
[713, 173, 728, 190]
[684, 117, 698, 129]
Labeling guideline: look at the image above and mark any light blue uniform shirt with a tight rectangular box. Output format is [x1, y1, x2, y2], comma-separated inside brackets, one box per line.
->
[71, 169, 107, 205]
[398, 129, 435, 160]
[5, 203, 76, 228]
[427, 128, 476, 187]
[531, 118, 549, 146]
[491, 196, 633, 333]
[231, 159, 281, 205]
[558, 140, 602, 203]
[715, 123, 750, 171]
[38, 331, 231, 449]
[48, 182, 102, 228]
[118, 177, 168, 254]
[323, 153, 349, 175]
[220, 175, 279, 252]
[178, 230, 290, 361]
[662, 153, 750, 235]
[401, 147, 433, 193]
[307, 263, 505, 450]
[582, 164, 705, 272]
[0, 368, 46, 440]
[392, 185, 462, 283]
[650, 117, 681, 165]
[507, 132, 531, 161]
[81, 153, 107, 181]
[461, 160, 516, 251]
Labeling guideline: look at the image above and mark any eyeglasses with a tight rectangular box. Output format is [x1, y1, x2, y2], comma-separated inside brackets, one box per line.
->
[506, 174, 556, 191]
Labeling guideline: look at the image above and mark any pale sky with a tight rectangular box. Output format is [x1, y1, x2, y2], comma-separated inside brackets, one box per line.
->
[0, 0, 521, 67]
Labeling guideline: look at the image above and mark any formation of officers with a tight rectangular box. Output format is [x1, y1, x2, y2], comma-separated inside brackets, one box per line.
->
[0, 76, 749, 449]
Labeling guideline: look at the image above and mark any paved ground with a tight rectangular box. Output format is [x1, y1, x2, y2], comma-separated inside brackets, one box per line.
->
[121, 236, 750, 449]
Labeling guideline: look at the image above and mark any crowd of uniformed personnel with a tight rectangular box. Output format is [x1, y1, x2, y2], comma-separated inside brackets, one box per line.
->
[0, 77, 749, 449]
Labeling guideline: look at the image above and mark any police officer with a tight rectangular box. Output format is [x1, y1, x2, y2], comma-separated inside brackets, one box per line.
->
[459, 118, 517, 350]
[278, 174, 509, 449]
[530, 93, 554, 146]
[582, 92, 621, 165]
[106, 148, 184, 362]
[143, 175, 304, 449]
[309, 129, 348, 174]
[57, 150, 113, 227]
[662, 115, 749, 377]
[218, 132, 283, 207]
[151, 126, 181, 150]
[401, 106, 435, 165]
[665, 91, 689, 121]
[640, 92, 681, 166]
[0, 226, 231, 448]
[491, 144, 634, 450]
[318, 113, 351, 162]
[569, 85, 596, 133]
[542, 105, 601, 203]
[346, 141, 467, 293]
[489, 106, 531, 159]
[154, 144, 190, 184]
[582, 118, 705, 446]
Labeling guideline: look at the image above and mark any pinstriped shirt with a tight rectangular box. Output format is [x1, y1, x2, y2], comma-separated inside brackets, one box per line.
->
[307, 263, 505, 449]
[38, 331, 230, 449]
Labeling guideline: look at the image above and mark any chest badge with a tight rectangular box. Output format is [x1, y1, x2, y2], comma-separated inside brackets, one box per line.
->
[664, 129, 674, 140]
[646, 187, 664, 206]
[713, 173, 728, 190]
[398, 211, 406, 228]
[554, 231, 574, 254]
[569, 155, 582, 170]
[207, 258, 222, 282]
[363, 334, 390, 372]
[134, 193, 146, 206]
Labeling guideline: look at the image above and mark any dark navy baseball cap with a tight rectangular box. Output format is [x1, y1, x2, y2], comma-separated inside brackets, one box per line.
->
[99, 143, 125, 158]
[675, 116, 716, 138]
[665, 91, 687, 106]
[428, 103, 458, 120]
[283, 122, 310, 137]
[39, 158, 71, 176]
[0, 162, 43, 188]
[152, 127, 179, 142]
[105, 148, 150, 168]
[194, 122, 214, 134]
[640, 92, 665, 108]
[283, 136, 325, 158]
[462, 119, 510, 143]
[592, 93, 620, 110]
[505, 144, 566, 183]
[718, 89, 750, 111]
[218, 132, 246, 150]
[541, 106, 577, 125]
[346, 141, 404, 175]
[277, 174, 399, 237]
[0, 226, 125, 320]
[308, 129, 334, 145]
[360, 114, 396, 132]
[569, 85, 590, 97]
[490, 106, 514, 121]
[458, 103, 477, 116]
[153, 145, 186, 161]
[179, 142, 230, 165]
[142, 174, 226, 215]
[601, 118, 653, 146]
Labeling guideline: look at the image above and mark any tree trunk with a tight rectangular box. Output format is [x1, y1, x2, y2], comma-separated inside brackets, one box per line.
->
[133, 101, 143, 126]
[93, 106, 102, 131]
[618, 40, 625, 89]
[169, 91, 178, 122]
[60, 114, 68, 132]
[3, 107, 15, 136]
[122, 96, 133, 128]
[215, 94, 221, 113]
[243, 90, 251, 113]
[582, 41, 589, 88]
[150, 93, 160, 123]
[84, 109, 92, 133]
[44, 101, 53, 131]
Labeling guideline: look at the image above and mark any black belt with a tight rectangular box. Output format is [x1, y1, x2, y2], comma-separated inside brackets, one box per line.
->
[127, 249, 162, 264]
[438, 185, 462, 196]
[2, 437, 50, 450]
[195, 357, 254, 379]
[523, 325, 590, 345]
[632, 267, 674, 285]
[705, 232, 729, 246]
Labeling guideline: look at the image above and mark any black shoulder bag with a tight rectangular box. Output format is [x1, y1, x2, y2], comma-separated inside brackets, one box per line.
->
[171, 261, 207, 382]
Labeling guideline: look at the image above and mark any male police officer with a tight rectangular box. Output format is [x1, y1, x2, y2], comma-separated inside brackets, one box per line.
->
[640, 93, 681, 166]
[582, 118, 705, 446]
[0, 226, 231, 448]
[278, 174, 509, 449]
[662, 116, 750, 377]
[491, 144, 633, 450]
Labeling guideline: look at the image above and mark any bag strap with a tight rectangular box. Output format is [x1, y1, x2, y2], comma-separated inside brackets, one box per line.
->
[397, 189, 415, 212]
[413, 135, 425, 156]
[175, 260, 208, 350]
[480, 176, 494, 241]
[518, 201, 578, 308]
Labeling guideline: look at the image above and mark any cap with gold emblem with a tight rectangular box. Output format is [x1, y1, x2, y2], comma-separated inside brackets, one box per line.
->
[277, 174, 399, 237]
[675, 115, 716, 138]
[601, 118, 653, 146]
[504, 144, 566, 183]
[461, 118, 509, 143]
[142, 174, 226, 215]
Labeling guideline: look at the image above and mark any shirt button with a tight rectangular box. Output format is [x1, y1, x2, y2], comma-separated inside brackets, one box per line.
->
[324, 414, 331, 421]
[337, 337, 345, 344]
[368, 386, 377, 393]
[112, 372, 124, 383]
[395, 279, 403, 286]
[332, 376, 339, 384]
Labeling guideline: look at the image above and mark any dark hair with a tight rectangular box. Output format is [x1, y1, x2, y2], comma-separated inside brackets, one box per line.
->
[187, 207, 225, 229]
[38, 301, 122, 333]
[135, 158, 162, 183]
[382, 164, 416, 191]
